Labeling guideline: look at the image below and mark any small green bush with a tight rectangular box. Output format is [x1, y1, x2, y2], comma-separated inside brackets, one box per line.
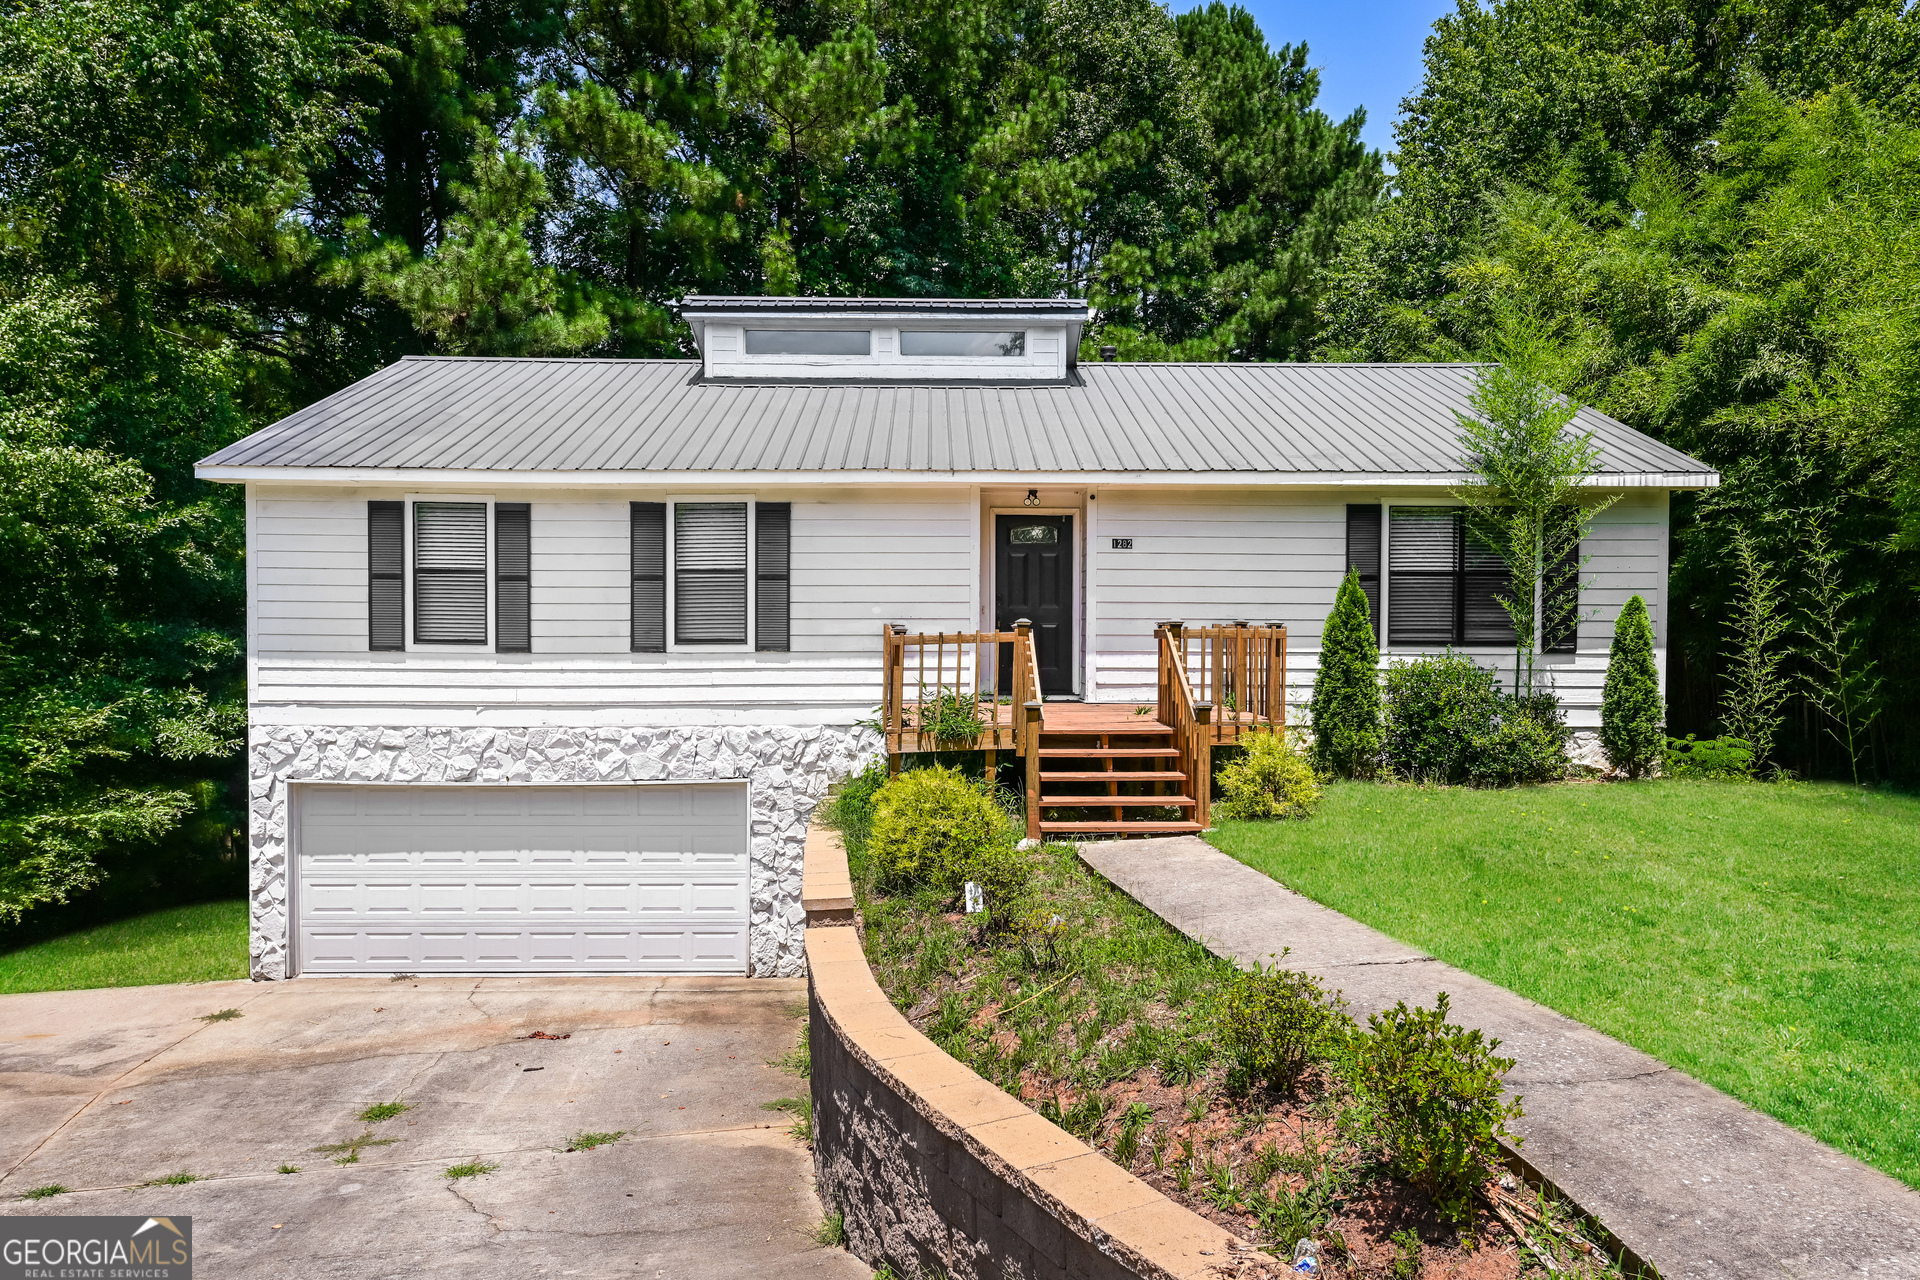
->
[1308, 570, 1383, 778]
[1466, 707, 1568, 786]
[1215, 958, 1352, 1094]
[1601, 593, 1664, 778]
[914, 684, 984, 745]
[1343, 993, 1522, 1227]
[1663, 734, 1754, 778]
[1382, 653, 1503, 782]
[1215, 729, 1322, 821]
[824, 761, 887, 856]
[867, 765, 1018, 896]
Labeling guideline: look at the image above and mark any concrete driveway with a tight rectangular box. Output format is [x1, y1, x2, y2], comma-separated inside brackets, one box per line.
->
[0, 975, 868, 1279]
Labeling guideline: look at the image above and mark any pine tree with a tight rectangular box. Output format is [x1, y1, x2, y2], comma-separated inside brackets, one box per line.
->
[1600, 594, 1663, 778]
[1308, 570, 1383, 777]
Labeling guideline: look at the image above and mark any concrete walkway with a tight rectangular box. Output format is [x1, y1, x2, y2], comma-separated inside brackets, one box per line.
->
[1081, 836, 1920, 1280]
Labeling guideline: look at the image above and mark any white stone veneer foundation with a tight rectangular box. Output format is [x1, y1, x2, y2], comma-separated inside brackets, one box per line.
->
[247, 723, 879, 981]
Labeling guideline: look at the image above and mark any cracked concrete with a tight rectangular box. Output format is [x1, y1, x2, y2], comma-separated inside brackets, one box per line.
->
[1081, 836, 1920, 1280]
[0, 976, 870, 1279]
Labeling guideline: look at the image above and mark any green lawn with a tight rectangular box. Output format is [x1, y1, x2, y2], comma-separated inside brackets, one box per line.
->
[1209, 780, 1920, 1190]
[0, 900, 249, 994]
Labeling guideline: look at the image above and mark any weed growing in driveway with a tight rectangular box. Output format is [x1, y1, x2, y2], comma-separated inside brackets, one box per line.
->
[312, 1131, 399, 1165]
[388, 973, 416, 983]
[443, 1160, 498, 1180]
[21, 1184, 68, 1200]
[140, 1172, 200, 1187]
[812, 1210, 845, 1248]
[357, 1101, 410, 1123]
[771, 1024, 810, 1077]
[564, 1131, 627, 1152]
[276, 1165, 299, 1175]
[196, 1008, 242, 1023]
[762, 1096, 813, 1144]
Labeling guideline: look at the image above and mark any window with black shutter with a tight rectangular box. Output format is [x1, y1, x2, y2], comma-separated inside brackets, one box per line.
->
[368, 501, 404, 651]
[494, 503, 530, 652]
[755, 502, 791, 651]
[1387, 507, 1519, 647]
[1344, 504, 1381, 639]
[413, 501, 489, 645]
[1543, 527, 1581, 653]
[673, 502, 749, 644]
[630, 502, 666, 652]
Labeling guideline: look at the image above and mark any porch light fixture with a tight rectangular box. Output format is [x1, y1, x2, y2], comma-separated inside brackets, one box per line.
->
[1024, 489, 1039, 506]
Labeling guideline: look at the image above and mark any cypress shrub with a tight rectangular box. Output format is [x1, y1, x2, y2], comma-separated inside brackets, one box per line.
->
[1309, 569, 1383, 777]
[1601, 594, 1664, 778]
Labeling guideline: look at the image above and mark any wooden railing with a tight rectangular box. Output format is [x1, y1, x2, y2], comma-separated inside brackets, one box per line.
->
[1156, 626, 1213, 828]
[1162, 622, 1288, 745]
[881, 621, 1042, 759]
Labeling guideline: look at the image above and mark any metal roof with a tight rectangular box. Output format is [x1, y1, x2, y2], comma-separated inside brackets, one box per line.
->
[678, 295, 1089, 316]
[196, 357, 1718, 485]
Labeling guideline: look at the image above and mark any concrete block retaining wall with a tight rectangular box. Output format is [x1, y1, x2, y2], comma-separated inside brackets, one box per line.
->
[803, 827, 1241, 1280]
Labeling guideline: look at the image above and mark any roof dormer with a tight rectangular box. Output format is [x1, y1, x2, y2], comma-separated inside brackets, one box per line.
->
[680, 296, 1089, 384]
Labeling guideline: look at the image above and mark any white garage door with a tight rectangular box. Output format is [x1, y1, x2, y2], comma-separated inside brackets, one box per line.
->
[295, 783, 750, 974]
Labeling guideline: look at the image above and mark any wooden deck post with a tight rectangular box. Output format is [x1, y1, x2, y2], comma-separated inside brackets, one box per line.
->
[1023, 701, 1044, 841]
[1193, 700, 1213, 828]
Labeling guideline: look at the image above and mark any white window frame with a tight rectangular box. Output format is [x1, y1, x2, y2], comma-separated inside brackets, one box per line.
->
[404, 493, 495, 652]
[665, 494, 758, 654]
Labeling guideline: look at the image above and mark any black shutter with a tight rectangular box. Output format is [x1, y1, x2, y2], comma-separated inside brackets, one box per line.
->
[1344, 504, 1381, 640]
[630, 502, 666, 652]
[413, 502, 489, 644]
[755, 502, 791, 652]
[1388, 507, 1461, 646]
[1462, 522, 1518, 645]
[1544, 526, 1581, 653]
[674, 502, 749, 644]
[495, 503, 530, 652]
[368, 501, 404, 651]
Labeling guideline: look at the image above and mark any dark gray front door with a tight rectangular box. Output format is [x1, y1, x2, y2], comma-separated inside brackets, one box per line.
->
[996, 514, 1074, 696]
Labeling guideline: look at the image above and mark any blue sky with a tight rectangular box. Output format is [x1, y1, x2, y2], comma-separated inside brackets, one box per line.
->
[1182, 0, 1460, 156]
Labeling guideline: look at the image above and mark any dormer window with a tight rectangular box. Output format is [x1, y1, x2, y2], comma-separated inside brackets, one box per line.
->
[744, 329, 871, 356]
[900, 330, 1025, 358]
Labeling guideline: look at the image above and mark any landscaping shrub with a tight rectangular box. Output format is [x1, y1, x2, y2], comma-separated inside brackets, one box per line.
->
[823, 761, 887, 855]
[1382, 653, 1503, 782]
[866, 765, 1019, 898]
[1215, 958, 1352, 1094]
[1663, 734, 1755, 779]
[1215, 729, 1322, 820]
[1465, 703, 1569, 786]
[1342, 993, 1522, 1228]
[1308, 570, 1382, 777]
[1601, 593, 1663, 778]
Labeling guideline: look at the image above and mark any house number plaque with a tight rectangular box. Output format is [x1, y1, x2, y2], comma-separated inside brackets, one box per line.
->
[1110, 537, 1134, 550]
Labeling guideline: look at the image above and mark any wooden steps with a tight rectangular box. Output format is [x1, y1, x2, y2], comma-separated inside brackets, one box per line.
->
[1038, 794, 1196, 808]
[1039, 770, 1186, 782]
[1038, 819, 1205, 835]
[1028, 718, 1202, 840]
[1037, 747, 1179, 759]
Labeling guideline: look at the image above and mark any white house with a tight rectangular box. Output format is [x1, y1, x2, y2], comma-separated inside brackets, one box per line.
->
[195, 296, 1717, 982]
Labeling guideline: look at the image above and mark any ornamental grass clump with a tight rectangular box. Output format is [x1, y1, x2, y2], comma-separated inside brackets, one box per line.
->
[1215, 729, 1321, 820]
[1215, 957, 1352, 1094]
[1342, 993, 1522, 1230]
[865, 765, 1020, 900]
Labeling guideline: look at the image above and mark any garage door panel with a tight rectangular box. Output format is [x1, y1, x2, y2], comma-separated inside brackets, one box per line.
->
[296, 784, 749, 974]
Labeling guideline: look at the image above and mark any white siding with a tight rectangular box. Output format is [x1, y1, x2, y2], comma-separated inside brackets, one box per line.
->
[250, 485, 975, 726]
[1087, 487, 1671, 729]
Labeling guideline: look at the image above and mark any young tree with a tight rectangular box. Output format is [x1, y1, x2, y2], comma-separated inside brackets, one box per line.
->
[1453, 314, 1617, 698]
[1308, 570, 1383, 777]
[1799, 519, 1881, 784]
[1720, 531, 1792, 774]
[1600, 594, 1663, 778]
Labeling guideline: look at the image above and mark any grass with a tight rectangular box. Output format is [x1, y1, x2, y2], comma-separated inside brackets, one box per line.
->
[357, 1101, 410, 1123]
[563, 1130, 626, 1152]
[762, 1096, 814, 1143]
[1209, 778, 1920, 1189]
[444, 1159, 498, 1179]
[21, 1184, 67, 1200]
[0, 901, 247, 994]
[139, 1172, 200, 1187]
[311, 1131, 401, 1165]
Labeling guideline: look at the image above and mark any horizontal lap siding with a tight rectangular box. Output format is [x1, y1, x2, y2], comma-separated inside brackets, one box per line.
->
[251, 485, 973, 724]
[1090, 488, 1669, 723]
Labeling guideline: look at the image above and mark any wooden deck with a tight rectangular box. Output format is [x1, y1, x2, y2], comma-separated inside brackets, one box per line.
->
[1037, 702, 1168, 733]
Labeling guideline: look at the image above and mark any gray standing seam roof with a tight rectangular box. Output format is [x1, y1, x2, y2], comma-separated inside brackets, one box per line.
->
[197, 356, 1717, 480]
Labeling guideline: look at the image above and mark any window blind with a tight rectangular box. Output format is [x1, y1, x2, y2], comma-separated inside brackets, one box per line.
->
[630, 502, 666, 652]
[1544, 528, 1581, 654]
[413, 501, 488, 644]
[1388, 508, 1460, 646]
[674, 502, 748, 644]
[1344, 504, 1381, 639]
[1462, 523, 1517, 646]
[368, 501, 404, 651]
[755, 502, 791, 652]
[495, 502, 530, 652]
